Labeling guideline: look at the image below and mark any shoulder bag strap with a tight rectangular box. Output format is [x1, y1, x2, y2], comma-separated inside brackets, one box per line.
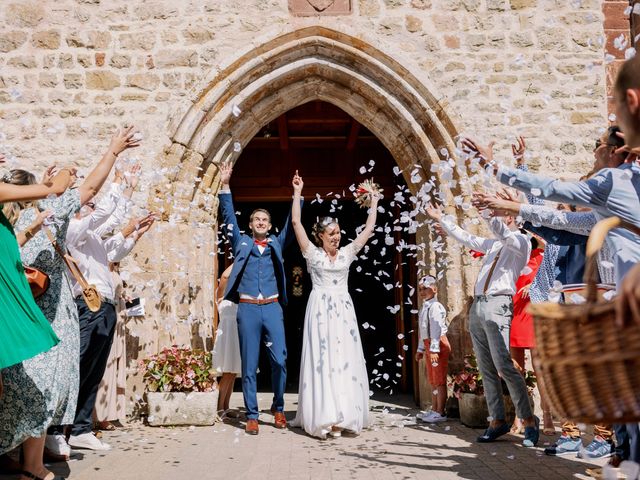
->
[43, 227, 91, 291]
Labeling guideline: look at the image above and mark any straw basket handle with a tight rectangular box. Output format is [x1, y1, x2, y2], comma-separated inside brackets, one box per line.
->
[584, 217, 640, 303]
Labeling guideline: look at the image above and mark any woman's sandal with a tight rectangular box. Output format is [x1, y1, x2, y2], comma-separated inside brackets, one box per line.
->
[20, 470, 64, 480]
[96, 421, 116, 431]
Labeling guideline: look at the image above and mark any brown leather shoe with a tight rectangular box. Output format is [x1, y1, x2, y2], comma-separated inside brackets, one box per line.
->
[245, 419, 259, 435]
[271, 408, 287, 429]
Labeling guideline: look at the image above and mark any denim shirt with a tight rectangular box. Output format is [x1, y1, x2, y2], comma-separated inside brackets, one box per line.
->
[498, 162, 640, 285]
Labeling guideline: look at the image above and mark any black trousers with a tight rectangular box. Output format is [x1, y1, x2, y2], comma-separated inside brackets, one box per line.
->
[71, 299, 117, 436]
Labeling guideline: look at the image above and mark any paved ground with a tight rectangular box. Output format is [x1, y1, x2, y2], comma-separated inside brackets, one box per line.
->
[1, 393, 606, 480]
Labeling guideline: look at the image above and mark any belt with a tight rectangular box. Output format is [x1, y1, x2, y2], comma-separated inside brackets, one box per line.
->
[239, 297, 279, 305]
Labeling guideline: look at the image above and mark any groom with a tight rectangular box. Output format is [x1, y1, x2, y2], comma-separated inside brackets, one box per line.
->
[218, 162, 299, 435]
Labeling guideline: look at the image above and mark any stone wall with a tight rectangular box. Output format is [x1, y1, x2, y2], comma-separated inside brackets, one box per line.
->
[0, 0, 614, 408]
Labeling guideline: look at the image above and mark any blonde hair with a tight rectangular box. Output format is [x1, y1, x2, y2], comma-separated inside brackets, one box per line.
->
[1, 169, 37, 225]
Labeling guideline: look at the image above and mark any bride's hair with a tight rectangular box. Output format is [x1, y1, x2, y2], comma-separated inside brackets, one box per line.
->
[311, 216, 339, 246]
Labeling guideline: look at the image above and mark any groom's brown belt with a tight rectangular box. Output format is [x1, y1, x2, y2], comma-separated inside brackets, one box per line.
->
[239, 297, 279, 305]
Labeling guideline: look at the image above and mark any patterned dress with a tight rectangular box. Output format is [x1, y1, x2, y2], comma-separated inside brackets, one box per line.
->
[0, 189, 81, 453]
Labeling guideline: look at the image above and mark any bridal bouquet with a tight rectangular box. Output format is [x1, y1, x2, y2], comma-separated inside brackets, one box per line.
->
[354, 178, 383, 208]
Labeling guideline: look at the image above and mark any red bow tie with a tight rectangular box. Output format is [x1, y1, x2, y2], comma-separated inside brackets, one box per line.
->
[254, 239, 268, 247]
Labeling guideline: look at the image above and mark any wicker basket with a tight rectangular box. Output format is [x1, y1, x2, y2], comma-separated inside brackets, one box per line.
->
[529, 217, 640, 424]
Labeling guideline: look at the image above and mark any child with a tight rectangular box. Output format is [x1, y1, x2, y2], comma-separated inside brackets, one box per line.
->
[415, 275, 450, 423]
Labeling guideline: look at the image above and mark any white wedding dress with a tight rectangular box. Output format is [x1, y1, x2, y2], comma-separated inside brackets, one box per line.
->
[292, 243, 370, 439]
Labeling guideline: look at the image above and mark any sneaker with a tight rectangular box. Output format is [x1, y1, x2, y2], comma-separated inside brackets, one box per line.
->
[578, 436, 612, 459]
[523, 415, 540, 447]
[44, 434, 70, 459]
[68, 432, 111, 451]
[416, 410, 432, 422]
[424, 412, 447, 423]
[544, 434, 582, 456]
[477, 422, 511, 443]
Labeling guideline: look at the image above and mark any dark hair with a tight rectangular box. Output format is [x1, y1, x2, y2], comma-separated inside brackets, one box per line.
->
[606, 125, 625, 149]
[311, 216, 339, 246]
[615, 55, 640, 95]
[249, 208, 271, 223]
[530, 236, 539, 250]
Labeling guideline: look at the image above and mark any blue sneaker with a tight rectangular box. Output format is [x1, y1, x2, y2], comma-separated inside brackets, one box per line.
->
[476, 422, 511, 443]
[523, 415, 540, 447]
[544, 434, 582, 456]
[577, 436, 612, 459]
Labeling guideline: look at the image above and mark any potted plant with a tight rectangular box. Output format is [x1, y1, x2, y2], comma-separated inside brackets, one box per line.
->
[450, 355, 488, 428]
[141, 346, 218, 426]
[451, 355, 538, 428]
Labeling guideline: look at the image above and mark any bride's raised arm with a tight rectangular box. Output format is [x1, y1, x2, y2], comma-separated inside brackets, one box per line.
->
[352, 193, 380, 250]
[292, 171, 311, 252]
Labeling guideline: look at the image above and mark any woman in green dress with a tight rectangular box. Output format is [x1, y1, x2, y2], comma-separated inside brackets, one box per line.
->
[0, 155, 72, 480]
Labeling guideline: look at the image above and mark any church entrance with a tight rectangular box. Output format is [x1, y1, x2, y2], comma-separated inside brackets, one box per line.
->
[219, 101, 419, 400]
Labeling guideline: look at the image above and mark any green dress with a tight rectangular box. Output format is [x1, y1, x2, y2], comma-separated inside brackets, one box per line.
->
[0, 209, 58, 369]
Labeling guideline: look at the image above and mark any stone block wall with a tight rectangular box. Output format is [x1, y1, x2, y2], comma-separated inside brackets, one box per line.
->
[0, 0, 618, 407]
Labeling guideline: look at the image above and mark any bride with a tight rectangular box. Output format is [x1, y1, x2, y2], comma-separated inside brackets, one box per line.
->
[290, 171, 380, 439]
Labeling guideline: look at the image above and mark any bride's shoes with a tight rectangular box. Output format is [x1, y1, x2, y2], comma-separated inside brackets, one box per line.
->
[328, 426, 342, 438]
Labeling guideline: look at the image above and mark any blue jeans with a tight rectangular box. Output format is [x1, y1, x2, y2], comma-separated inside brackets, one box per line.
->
[236, 301, 287, 420]
[469, 295, 533, 421]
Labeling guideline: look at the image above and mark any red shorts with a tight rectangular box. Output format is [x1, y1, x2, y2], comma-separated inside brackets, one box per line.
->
[426, 339, 451, 387]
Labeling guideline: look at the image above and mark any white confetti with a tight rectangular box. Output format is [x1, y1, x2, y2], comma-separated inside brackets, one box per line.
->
[530, 188, 541, 197]
[233, 141, 242, 152]
[232, 104, 242, 117]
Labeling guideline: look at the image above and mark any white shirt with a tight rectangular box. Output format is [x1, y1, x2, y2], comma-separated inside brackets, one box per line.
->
[66, 183, 127, 301]
[417, 296, 447, 353]
[439, 215, 531, 296]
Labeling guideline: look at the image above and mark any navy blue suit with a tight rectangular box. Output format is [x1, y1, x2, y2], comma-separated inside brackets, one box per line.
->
[219, 192, 298, 419]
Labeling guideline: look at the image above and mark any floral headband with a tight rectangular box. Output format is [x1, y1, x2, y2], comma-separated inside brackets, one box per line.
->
[317, 216, 339, 227]
[0, 168, 12, 183]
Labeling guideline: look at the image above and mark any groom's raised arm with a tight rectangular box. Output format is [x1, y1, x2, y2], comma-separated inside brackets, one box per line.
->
[218, 162, 242, 251]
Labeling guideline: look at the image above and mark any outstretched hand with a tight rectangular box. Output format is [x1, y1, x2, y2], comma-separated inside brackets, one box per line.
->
[511, 136, 526, 165]
[292, 170, 304, 194]
[220, 162, 233, 186]
[41, 165, 58, 184]
[461, 137, 496, 167]
[125, 163, 142, 189]
[109, 125, 141, 157]
[471, 192, 520, 216]
[425, 202, 443, 221]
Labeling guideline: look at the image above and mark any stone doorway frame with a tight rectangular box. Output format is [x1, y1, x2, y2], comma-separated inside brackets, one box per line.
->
[154, 26, 476, 406]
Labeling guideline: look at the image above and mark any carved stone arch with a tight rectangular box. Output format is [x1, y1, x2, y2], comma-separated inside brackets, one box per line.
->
[152, 26, 475, 374]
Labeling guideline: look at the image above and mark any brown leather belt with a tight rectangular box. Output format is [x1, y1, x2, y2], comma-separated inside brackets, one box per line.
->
[239, 297, 279, 305]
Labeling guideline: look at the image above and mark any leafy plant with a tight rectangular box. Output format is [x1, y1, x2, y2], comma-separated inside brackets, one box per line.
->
[449, 354, 537, 398]
[141, 346, 216, 393]
[450, 355, 484, 398]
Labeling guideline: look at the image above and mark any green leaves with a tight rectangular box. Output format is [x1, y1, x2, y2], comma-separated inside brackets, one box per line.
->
[140, 346, 216, 393]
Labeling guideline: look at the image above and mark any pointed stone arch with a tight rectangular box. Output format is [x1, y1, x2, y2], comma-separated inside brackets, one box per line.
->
[152, 26, 475, 387]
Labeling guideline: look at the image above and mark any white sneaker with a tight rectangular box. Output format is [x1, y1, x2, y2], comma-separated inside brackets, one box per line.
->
[416, 410, 432, 421]
[424, 412, 447, 423]
[45, 434, 71, 458]
[68, 432, 111, 451]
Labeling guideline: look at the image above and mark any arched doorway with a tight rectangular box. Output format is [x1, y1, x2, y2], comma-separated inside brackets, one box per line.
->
[154, 26, 475, 405]
[220, 100, 418, 396]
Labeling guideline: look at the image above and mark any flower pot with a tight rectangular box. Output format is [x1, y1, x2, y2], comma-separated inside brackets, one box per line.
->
[459, 393, 489, 428]
[146, 391, 219, 426]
